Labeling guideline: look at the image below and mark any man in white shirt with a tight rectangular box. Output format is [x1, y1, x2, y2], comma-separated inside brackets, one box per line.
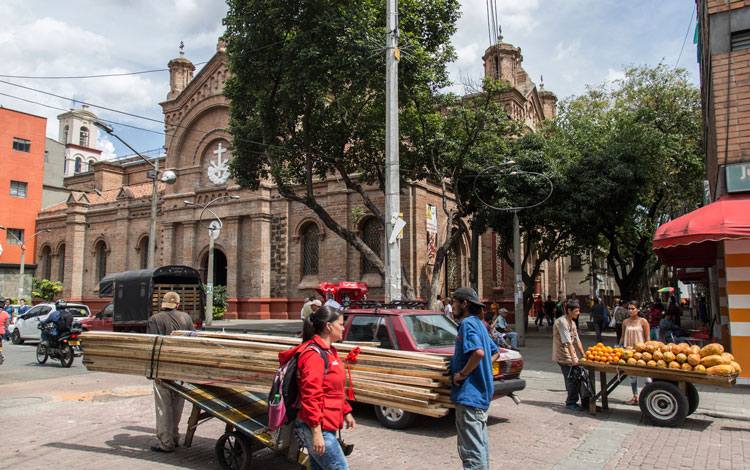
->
[444, 297, 453, 319]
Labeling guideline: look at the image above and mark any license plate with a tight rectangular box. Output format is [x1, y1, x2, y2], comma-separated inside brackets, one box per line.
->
[69, 341, 80, 346]
[493, 362, 500, 375]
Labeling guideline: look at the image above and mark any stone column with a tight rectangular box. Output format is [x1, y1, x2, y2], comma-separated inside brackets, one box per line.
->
[66, 209, 88, 301]
[182, 221, 197, 268]
[224, 216, 240, 320]
[162, 222, 176, 265]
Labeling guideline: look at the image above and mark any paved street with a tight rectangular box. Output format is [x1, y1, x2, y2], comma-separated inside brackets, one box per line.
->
[2, 327, 749, 470]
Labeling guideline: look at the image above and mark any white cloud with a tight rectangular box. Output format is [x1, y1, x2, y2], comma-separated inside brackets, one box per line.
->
[553, 41, 581, 62]
[97, 133, 117, 160]
[604, 68, 626, 84]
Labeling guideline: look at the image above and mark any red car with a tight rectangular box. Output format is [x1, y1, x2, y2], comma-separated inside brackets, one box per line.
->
[78, 302, 114, 332]
[342, 306, 525, 428]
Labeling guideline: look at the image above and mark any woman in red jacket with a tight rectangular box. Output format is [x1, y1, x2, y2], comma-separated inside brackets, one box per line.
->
[279, 305, 355, 469]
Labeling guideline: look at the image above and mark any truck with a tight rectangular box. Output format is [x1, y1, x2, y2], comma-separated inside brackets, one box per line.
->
[98, 265, 205, 332]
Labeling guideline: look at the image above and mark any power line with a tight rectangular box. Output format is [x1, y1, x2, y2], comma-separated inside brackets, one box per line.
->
[0, 63, 208, 80]
[675, 4, 696, 69]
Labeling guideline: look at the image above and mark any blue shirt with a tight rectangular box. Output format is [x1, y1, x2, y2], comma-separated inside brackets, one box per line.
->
[495, 316, 508, 331]
[324, 299, 342, 309]
[450, 315, 499, 410]
[42, 309, 61, 335]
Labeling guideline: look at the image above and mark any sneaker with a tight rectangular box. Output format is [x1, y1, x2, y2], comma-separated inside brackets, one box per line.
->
[565, 404, 584, 411]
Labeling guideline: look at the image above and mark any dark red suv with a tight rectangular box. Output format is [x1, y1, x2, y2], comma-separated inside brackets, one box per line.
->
[342, 306, 525, 428]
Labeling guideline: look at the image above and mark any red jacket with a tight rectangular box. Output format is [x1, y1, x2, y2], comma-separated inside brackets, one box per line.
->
[278, 335, 352, 431]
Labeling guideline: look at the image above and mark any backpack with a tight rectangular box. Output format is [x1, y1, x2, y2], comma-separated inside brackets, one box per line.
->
[58, 310, 74, 334]
[268, 343, 329, 430]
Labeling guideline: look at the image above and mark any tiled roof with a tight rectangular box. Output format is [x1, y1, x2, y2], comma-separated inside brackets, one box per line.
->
[39, 181, 166, 214]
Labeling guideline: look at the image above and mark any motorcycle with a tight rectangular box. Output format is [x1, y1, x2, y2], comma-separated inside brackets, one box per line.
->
[37, 323, 81, 368]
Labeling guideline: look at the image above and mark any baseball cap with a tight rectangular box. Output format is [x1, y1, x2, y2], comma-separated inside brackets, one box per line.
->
[161, 291, 180, 309]
[311, 299, 322, 306]
[452, 287, 485, 307]
[499, 307, 508, 313]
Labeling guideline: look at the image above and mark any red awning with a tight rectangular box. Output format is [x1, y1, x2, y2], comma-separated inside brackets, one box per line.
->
[677, 267, 708, 283]
[653, 194, 750, 267]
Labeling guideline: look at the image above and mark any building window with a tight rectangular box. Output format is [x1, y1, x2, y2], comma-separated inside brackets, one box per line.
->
[44, 150, 49, 162]
[302, 224, 319, 276]
[6, 228, 24, 245]
[95, 240, 107, 281]
[63, 125, 69, 144]
[41, 246, 52, 280]
[58, 244, 66, 282]
[75, 157, 82, 173]
[10, 181, 28, 198]
[138, 236, 149, 269]
[732, 29, 750, 51]
[79, 127, 89, 147]
[570, 254, 583, 271]
[361, 218, 382, 274]
[12, 137, 31, 152]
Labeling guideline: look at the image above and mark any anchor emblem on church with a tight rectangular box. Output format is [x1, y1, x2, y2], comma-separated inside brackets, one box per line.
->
[207, 142, 231, 185]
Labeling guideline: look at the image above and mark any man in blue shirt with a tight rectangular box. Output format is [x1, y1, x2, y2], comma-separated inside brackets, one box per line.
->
[494, 308, 518, 349]
[323, 292, 342, 310]
[450, 287, 499, 470]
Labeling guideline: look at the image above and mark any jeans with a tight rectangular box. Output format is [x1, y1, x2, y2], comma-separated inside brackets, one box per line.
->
[593, 317, 606, 342]
[294, 420, 349, 470]
[502, 332, 518, 349]
[559, 364, 589, 407]
[455, 404, 490, 470]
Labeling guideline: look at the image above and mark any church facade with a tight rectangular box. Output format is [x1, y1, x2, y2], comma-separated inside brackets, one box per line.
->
[35, 37, 565, 319]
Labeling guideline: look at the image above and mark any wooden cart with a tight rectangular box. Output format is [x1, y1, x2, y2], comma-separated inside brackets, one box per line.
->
[161, 380, 308, 470]
[580, 360, 736, 427]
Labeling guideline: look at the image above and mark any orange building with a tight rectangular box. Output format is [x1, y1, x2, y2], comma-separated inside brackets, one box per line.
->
[0, 107, 46, 300]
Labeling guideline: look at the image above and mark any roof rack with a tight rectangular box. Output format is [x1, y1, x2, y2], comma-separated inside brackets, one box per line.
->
[346, 299, 427, 313]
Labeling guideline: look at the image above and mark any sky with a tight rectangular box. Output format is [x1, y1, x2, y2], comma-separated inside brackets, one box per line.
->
[0, 0, 699, 160]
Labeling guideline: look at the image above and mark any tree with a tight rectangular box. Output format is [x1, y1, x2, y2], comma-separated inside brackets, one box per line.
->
[224, 0, 460, 298]
[549, 64, 704, 300]
[32, 277, 62, 301]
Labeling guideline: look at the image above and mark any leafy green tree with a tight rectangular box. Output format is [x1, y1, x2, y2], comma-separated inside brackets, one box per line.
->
[223, 0, 460, 298]
[548, 64, 703, 300]
[32, 277, 62, 301]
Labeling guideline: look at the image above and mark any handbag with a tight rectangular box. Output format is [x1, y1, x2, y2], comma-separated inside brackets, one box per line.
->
[608, 314, 616, 329]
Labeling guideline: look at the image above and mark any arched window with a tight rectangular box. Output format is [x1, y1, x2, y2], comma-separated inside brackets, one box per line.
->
[79, 127, 89, 147]
[58, 244, 66, 282]
[88, 159, 96, 170]
[95, 240, 107, 281]
[75, 157, 82, 173]
[301, 224, 319, 276]
[63, 125, 69, 144]
[361, 218, 382, 274]
[138, 236, 149, 269]
[41, 246, 52, 280]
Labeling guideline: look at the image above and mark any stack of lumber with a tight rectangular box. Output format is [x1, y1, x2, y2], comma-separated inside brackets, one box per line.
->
[81, 331, 453, 417]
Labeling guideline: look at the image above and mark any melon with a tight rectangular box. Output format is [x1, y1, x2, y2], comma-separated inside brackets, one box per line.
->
[644, 343, 657, 354]
[707, 365, 734, 376]
[687, 354, 701, 366]
[663, 351, 676, 363]
[671, 344, 686, 355]
[634, 352, 643, 360]
[681, 362, 693, 371]
[675, 353, 688, 364]
[619, 359, 627, 364]
[656, 360, 667, 368]
[627, 358, 637, 365]
[642, 352, 653, 362]
[647, 360, 657, 367]
[689, 345, 700, 356]
[700, 343, 724, 358]
[636, 359, 647, 366]
[668, 361, 681, 369]
[635, 342, 646, 353]
[694, 364, 706, 373]
[701, 355, 729, 367]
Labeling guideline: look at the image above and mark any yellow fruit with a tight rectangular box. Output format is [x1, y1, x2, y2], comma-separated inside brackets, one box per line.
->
[635, 342, 646, 353]
[681, 362, 693, 371]
[700, 343, 725, 358]
[627, 358, 637, 365]
[707, 365, 734, 376]
[653, 351, 664, 361]
[731, 361, 742, 374]
[721, 352, 735, 363]
[647, 360, 657, 367]
[634, 352, 643, 360]
[689, 345, 700, 356]
[675, 353, 688, 364]
[701, 355, 729, 367]
[687, 354, 701, 366]
[671, 343, 686, 355]
[636, 359, 647, 366]
[644, 343, 657, 354]
[663, 352, 676, 363]
[619, 359, 627, 364]
[669, 361, 681, 369]
[656, 360, 667, 368]
[694, 364, 706, 373]
[642, 352, 653, 362]
[660, 343, 670, 353]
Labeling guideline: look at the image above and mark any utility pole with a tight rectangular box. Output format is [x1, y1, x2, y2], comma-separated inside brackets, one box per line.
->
[384, 0, 401, 301]
[513, 211, 525, 346]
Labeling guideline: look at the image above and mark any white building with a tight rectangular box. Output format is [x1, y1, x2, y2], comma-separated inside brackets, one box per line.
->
[57, 105, 103, 176]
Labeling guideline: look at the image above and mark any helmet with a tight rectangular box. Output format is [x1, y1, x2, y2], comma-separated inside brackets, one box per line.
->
[55, 299, 67, 310]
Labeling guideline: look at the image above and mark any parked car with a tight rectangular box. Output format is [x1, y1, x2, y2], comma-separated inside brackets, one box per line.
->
[78, 302, 114, 332]
[342, 304, 525, 428]
[12, 302, 90, 344]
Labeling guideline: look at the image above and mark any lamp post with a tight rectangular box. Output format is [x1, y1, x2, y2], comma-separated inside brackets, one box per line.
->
[474, 168, 553, 347]
[93, 121, 177, 268]
[185, 195, 240, 326]
[0, 227, 51, 301]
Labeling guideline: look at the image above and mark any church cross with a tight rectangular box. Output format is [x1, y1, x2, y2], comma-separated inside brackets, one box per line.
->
[214, 142, 226, 160]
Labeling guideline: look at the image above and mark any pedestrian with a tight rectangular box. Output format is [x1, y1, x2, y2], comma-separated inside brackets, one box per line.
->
[613, 299, 628, 345]
[494, 308, 518, 350]
[590, 297, 607, 343]
[301, 297, 322, 320]
[552, 299, 589, 411]
[324, 292, 342, 310]
[622, 300, 651, 405]
[667, 295, 682, 328]
[281, 305, 355, 470]
[450, 287, 499, 470]
[147, 291, 195, 452]
[534, 295, 544, 326]
[0, 298, 9, 364]
[645, 303, 662, 341]
[543, 295, 555, 327]
[434, 294, 445, 312]
[444, 297, 453, 320]
[2, 297, 13, 341]
[698, 296, 709, 326]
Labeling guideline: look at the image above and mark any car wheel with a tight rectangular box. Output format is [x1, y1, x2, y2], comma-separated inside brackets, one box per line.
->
[36, 343, 48, 364]
[373, 405, 417, 429]
[60, 345, 74, 368]
[12, 329, 23, 345]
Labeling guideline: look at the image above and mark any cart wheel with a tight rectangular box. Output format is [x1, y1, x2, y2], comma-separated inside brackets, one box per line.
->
[685, 382, 699, 416]
[215, 431, 252, 470]
[639, 381, 688, 427]
[373, 405, 417, 429]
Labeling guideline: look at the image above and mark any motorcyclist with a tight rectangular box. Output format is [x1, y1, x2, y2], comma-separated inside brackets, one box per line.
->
[41, 300, 73, 345]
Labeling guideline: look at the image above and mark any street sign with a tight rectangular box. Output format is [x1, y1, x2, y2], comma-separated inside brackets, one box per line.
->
[726, 162, 750, 193]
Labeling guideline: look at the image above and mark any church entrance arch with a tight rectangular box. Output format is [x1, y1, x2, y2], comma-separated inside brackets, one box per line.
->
[200, 249, 227, 288]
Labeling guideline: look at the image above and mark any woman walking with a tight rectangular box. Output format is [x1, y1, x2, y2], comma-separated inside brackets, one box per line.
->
[278, 306, 355, 470]
[622, 301, 651, 405]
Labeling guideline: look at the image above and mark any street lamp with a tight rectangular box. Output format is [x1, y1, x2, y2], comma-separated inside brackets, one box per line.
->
[474, 168, 553, 347]
[93, 121, 177, 269]
[184, 195, 240, 326]
[0, 227, 51, 301]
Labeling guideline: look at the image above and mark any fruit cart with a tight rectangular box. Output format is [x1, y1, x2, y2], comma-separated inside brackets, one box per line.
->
[161, 380, 309, 470]
[580, 360, 736, 427]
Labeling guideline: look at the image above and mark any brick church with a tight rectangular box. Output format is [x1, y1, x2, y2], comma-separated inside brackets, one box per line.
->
[34, 35, 563, 319]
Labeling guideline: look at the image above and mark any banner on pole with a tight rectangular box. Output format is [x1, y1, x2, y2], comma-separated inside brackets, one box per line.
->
[426, 204, 437, 265]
